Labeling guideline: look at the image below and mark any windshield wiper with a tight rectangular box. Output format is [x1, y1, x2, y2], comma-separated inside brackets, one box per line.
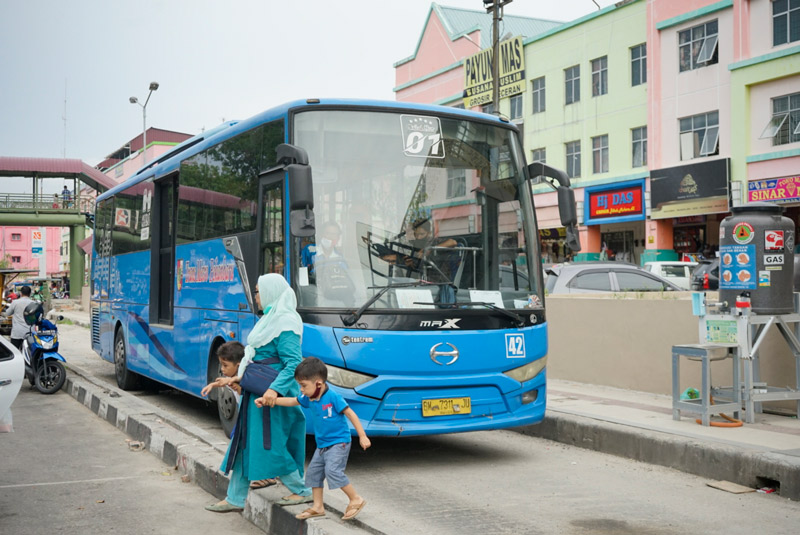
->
[340, 281, 451, 327]
[455, 301, 525, 326]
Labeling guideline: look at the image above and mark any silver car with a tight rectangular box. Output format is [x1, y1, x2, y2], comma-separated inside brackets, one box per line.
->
[545, 262, 684, 294]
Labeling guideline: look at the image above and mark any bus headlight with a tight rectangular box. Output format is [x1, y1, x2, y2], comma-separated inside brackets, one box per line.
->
[503, 356, 547, 383]
[326, 364, 375, 389]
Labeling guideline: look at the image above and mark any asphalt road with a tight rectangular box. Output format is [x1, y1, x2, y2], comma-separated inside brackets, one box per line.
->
[53, 323, 800, 534]
[0, 386, 262, 535]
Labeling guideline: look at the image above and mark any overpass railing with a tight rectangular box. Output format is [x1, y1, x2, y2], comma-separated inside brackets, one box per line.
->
[0, 193, 94, 214]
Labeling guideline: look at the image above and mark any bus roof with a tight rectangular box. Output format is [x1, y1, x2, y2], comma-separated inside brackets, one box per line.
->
[96, 98, 509, 203]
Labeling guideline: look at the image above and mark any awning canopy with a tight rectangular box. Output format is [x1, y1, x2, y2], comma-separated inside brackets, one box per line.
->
[0, 157, 117, 192]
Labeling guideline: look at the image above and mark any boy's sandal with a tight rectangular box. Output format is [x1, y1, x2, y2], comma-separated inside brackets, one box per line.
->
[249, 478, 278, 489]
[296, 508, 326, 520]
[342, 500, 366, 520]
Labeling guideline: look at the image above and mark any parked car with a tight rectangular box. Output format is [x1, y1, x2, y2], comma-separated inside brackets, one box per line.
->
[0, 335, 24, 432]
[545, 262, 684, 294]
[690, 257, 720, 291]
[643, 261, 697, 290]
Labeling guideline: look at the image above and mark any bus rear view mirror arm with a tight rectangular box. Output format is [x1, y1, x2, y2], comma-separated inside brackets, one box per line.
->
[527, 162, 581, 252]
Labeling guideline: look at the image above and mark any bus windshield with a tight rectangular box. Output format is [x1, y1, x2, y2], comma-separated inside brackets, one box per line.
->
[292, 109, 542, 312]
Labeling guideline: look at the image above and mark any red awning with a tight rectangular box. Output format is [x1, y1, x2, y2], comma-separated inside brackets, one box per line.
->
[77, 235, 93, 255]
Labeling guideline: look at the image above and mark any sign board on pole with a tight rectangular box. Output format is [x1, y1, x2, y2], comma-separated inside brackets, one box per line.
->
[31, 230, 43, 258]
[462, 36, 525, 109]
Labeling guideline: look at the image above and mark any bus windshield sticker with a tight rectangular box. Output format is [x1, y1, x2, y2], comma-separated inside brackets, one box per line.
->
[400, 115, 445, 159]
[396, 288, 435, 309]
[469, 290, 504, 309]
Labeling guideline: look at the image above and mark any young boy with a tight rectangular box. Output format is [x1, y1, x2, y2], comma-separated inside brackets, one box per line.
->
[200, 341, 244, 397]
[256, 357, 370, 521]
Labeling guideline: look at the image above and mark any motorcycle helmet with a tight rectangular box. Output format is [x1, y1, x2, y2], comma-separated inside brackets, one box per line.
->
[23, 301, 44, 325]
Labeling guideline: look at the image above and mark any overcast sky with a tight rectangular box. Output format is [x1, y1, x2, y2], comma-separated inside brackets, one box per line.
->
[0, 0, 615, 168]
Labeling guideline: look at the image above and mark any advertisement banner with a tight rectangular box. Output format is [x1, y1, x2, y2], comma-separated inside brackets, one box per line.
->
[462, 36, 525, 108]
[747, 175, 800, 203]
[583, 180, 646, 226]
[649, 159, 730, 220]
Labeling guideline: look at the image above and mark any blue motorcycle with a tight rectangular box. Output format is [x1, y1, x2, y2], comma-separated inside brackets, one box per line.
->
[21, 302, 66, 394]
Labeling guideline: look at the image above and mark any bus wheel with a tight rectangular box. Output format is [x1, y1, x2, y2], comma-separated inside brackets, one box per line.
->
[217, 385, 238, 438]
[114, 329, 141, 390]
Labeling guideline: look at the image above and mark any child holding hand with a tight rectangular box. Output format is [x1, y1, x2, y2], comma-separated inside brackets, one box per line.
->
[200, 341, 243, 397]
[256, 356, 370, 521]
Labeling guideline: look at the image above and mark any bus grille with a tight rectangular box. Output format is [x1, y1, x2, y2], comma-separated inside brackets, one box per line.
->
[91, 308, 100, 346]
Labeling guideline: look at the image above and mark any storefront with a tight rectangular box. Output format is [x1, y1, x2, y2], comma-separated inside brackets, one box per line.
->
[649, 159, 730, 259]
[584, 179, 646, 264]
[748, 174, 800, 251]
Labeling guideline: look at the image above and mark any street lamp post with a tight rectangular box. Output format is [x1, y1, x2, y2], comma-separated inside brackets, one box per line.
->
[129, 81, 159, 164]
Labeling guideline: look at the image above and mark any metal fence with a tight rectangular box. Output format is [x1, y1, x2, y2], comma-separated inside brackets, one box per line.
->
[0, 193, 94, 213]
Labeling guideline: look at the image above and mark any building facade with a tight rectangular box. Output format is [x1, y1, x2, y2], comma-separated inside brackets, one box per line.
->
[398, 0, 800, 264]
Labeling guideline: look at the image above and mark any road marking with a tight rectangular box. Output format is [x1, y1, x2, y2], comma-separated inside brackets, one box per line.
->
[0, 475, 143, 489]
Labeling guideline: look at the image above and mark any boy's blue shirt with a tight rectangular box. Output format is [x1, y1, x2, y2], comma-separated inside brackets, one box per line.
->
[297, 385, 351, 448]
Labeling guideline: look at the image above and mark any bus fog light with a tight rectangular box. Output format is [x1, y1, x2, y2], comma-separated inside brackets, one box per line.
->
[503, 356, 547, 383]
[325, 364, 374, 389]
[521, 389, 538, 404]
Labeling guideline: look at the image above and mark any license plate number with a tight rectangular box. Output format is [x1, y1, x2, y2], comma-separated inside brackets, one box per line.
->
[422, 397, 471, 417]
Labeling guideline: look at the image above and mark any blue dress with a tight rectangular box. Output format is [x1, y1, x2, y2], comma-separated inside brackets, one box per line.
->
[220, 331, 306, 480]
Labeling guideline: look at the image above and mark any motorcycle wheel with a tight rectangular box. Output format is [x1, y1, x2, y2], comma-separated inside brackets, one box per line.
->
[35, 360, 66, 394]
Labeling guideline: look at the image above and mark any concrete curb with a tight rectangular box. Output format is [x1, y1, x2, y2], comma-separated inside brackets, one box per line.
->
[63, 365, 380, 535]
[514, 409, 800, 500]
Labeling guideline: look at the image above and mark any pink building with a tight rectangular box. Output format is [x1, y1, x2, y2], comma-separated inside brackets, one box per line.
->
[1, 226, 61, 274]
[394, 4, 562, 107]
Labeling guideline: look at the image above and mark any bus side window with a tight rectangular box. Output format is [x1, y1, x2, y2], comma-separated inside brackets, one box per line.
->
[262, 184, 283, 274]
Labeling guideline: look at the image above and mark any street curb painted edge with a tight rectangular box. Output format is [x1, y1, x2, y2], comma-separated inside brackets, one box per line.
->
[514, 410, 800, 501]
[62, 368, 382, 535]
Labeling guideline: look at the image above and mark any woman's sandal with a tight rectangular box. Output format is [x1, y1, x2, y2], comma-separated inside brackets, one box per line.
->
[342, 500, 366, 520]
[249, 478, 278, 490]
[296, 508, 326, 520]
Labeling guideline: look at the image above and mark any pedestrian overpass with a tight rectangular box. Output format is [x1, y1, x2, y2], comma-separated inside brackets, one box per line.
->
[0, 157, 117, 297]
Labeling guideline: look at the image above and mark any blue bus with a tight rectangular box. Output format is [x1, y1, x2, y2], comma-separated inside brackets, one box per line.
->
[91, 98, 578, 437]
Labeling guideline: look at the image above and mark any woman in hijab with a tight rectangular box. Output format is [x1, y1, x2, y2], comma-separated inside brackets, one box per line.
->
[205, 274, 312, 512]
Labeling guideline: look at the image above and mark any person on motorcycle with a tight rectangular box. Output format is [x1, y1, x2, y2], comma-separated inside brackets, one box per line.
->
[2, 285, 34, 350]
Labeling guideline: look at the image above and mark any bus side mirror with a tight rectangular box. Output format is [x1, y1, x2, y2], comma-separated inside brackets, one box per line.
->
[528, 162, 582, 252]
[288, 164, 315, 237]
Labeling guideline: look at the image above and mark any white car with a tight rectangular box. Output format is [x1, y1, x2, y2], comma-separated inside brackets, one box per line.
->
[643, 261, 698, 290]
[0, 336, 24, 432]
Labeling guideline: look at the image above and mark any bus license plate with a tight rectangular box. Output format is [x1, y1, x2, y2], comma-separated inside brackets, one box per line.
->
[422, 397, 471, 417]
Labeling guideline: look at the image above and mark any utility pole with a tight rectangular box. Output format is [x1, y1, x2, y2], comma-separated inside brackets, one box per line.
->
[485, 0, 513, 112]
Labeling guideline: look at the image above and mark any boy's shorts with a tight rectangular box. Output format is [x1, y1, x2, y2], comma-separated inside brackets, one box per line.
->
[305, 441, 351, 489]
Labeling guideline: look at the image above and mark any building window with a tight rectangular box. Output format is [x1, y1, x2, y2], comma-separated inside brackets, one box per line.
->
[482, 103, 496, 115]
[773, 0, 800, 46]
[11, 233, 21, 241]
[531, 148, 546, 164]
[509, 94, 523, 120]
[632, 126, 648, 168]
[451, 102, 465, 110]
[679, 20, 718, 72]
[531, 77, 545, 113]
[565, 65, 580, 105]
[760, 92, 800, 145]
[446, 168, 466, 199]
[11, 256, 21, 263]
[565, 141, 581, 178]
[591, 56, 608, 96]
[679, 111, 719, 160]
[592, 135, 609, 174]
[631, 44, 647, 86]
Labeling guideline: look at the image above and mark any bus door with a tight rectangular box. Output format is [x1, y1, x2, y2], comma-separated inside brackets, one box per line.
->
[151, 175, 177, 325]
[257, 172, 285, 278]
[93, 199, 114, 359]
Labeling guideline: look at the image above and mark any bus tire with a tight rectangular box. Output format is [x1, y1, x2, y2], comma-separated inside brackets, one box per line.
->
[208, 341, 238, 438]
[114, 328, 142, 390]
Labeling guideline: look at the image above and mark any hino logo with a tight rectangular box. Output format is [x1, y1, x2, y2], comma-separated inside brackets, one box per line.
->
[419, 318, 461, 329]
[430, 342, 459, 365]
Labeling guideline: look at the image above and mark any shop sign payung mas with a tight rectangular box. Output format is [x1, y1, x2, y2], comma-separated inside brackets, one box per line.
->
[462, 37, 525, 108]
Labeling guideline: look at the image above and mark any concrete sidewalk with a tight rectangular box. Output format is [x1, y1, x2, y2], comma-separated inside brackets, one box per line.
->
[54, 305, 800, 510]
